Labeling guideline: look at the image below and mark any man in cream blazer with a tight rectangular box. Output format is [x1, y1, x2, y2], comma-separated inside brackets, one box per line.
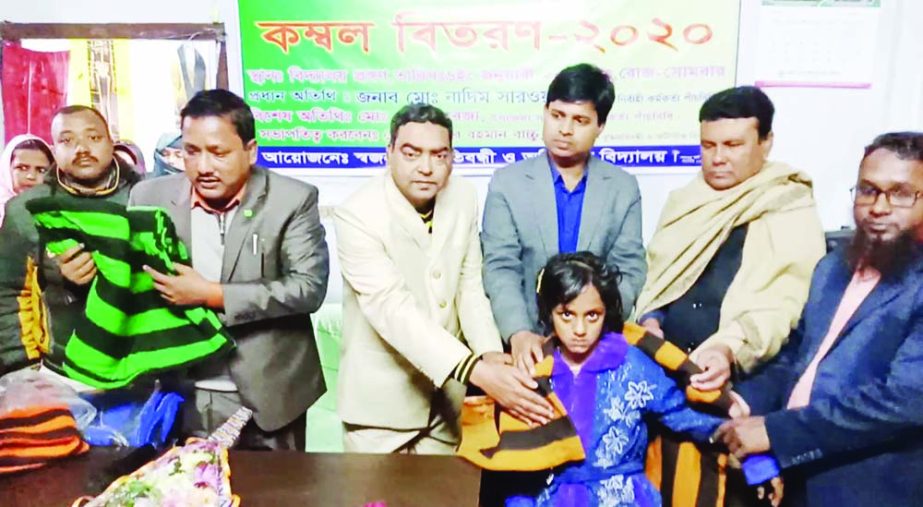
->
[335, 104, 553, 454]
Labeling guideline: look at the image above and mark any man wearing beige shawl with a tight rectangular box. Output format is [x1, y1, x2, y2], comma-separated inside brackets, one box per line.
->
[637, 86, 825, 507]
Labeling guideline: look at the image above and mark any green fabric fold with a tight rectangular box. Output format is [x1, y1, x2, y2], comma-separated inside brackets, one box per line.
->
[27, 195, 233, 389]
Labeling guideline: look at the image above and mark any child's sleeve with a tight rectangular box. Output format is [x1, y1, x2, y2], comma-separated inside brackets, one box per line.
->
[741, 453, 781, 485]
[637, 351, 783, 484]
[634, 349, 724, 443]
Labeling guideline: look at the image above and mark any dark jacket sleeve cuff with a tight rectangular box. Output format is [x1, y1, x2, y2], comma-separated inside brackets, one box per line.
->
[765, 409, 825, 469]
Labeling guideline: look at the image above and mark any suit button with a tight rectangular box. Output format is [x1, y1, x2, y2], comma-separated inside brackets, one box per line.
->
[432, 270, 441, 279]
[691, 302, 702, 309]
[438, 300, 447, 309]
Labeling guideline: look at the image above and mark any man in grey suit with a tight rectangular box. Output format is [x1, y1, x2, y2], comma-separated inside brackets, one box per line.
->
[129, 89, 329, 450]
[482, 63, 646, 373]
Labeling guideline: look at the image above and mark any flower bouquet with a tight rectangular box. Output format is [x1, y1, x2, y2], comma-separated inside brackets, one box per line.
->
[74, 407, 251, 507]
[74, 439, 238, 507]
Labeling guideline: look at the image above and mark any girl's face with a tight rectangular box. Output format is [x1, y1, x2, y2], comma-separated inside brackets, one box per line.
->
[552, 284, 606, 365]
[11, 148, 51, 193]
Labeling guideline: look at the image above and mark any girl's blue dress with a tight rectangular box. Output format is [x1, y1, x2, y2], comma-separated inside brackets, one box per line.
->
[506, 331, 723, 507]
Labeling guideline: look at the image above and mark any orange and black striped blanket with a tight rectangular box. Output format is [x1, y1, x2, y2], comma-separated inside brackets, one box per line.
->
[0, 405, 89, 475]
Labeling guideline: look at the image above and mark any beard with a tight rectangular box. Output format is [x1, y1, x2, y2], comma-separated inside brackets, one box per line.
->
[847, 226, 923, 278]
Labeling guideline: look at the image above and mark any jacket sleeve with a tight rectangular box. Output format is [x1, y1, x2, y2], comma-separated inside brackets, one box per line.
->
[457, 191, 503, 357]
[637, 350, 724, 443]
[334, 204, 471, 387]
[0, 196, 41, 373]
[733, 315, 806, 416]
[480, 175, 535, 341]
[221, 185, 329, 326]
[697, 206, 825, 372]
[605, 176, 646, 319]
[764, 308, 923, 469]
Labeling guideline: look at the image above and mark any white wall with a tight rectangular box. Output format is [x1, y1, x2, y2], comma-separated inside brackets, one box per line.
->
[3, 0, 922, 302]
[736, 0, 923, 232]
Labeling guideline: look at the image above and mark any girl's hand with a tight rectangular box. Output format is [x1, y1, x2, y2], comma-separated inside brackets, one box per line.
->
[690, 344, 734, 391]
[757, 476, 784, 507]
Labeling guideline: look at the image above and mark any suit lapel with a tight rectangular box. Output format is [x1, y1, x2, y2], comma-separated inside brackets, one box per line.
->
[525, 156, 559, 257]
[799, 255, 856, 364]
[576, 158, 606, 251]
[384, 171, 430, 251]
[222, 168, 267, 281]
[169, 177, 193, 248]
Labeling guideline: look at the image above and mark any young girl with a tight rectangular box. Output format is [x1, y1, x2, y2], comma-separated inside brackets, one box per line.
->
[503, 252, 772, 507]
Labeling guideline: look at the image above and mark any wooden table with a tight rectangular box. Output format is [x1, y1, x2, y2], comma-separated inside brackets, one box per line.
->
[0, 448, 483, 506]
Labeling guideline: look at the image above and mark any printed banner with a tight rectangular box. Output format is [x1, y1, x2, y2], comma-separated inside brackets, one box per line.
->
[239, 0, 740, 171]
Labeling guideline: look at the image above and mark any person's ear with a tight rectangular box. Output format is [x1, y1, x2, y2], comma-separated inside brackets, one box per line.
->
[246, 139, 258, 166]
[760, 132, 774, 159]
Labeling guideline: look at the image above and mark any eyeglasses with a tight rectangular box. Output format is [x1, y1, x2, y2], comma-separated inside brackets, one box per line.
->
[851, 184, 922, 208]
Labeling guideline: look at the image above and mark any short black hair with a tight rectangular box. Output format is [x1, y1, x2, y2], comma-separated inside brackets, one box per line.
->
[699, 86, 775, 140]
[862, 131, 923, 163]
[545, 64, 615, 125]
[389, 103, 453, 147]
[53, 105, 110, 137]
[536, 251, 624, 335]
[181, 89, 255, 144]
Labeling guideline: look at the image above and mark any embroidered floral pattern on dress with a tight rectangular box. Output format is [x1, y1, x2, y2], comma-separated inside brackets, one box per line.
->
[624, 380, 654, 409]
[597, 475, 636, 507]
[603, 397, 640, 427]
[595, 427, 630, 467]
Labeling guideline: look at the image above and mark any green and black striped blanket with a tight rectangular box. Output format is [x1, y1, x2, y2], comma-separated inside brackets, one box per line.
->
[26, 194, 233, 389]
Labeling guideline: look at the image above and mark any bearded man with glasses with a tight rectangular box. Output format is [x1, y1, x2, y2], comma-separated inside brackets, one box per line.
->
[715, 131, 923, 507]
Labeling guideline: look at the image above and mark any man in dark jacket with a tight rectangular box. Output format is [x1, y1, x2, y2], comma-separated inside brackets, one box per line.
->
[717, 131, 923, 507]
[0, 105, 139, 377]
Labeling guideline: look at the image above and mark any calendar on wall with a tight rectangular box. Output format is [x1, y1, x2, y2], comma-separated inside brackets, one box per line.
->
[755, 0, 881, 88]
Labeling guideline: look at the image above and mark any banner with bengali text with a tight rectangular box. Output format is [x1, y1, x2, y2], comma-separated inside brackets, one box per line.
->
[239, 0, 740, 172]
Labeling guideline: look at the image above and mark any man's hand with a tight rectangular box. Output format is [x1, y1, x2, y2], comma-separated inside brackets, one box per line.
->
[50, 243, 97, 286]
[480, 352, 513, 366]
[728, 391, 751, 419]
[510, 330, 547, 375]
[469, 360, 554, 426]
[143, 263, 222, 308]
[714, 416, 771, 459]
[690, 344, 734, 391]
[640, 317, 664, 338]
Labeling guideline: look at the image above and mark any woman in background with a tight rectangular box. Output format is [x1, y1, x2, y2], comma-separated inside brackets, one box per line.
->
[0, 134, 54, 226]
[151, 131, 184, 177]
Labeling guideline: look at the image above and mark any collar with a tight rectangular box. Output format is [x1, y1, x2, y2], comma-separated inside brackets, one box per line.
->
[552, 331, 628, 377]
[191, 183, 247, 214]
[548, 155, 588, 191]
[56, 159, 121, 197]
